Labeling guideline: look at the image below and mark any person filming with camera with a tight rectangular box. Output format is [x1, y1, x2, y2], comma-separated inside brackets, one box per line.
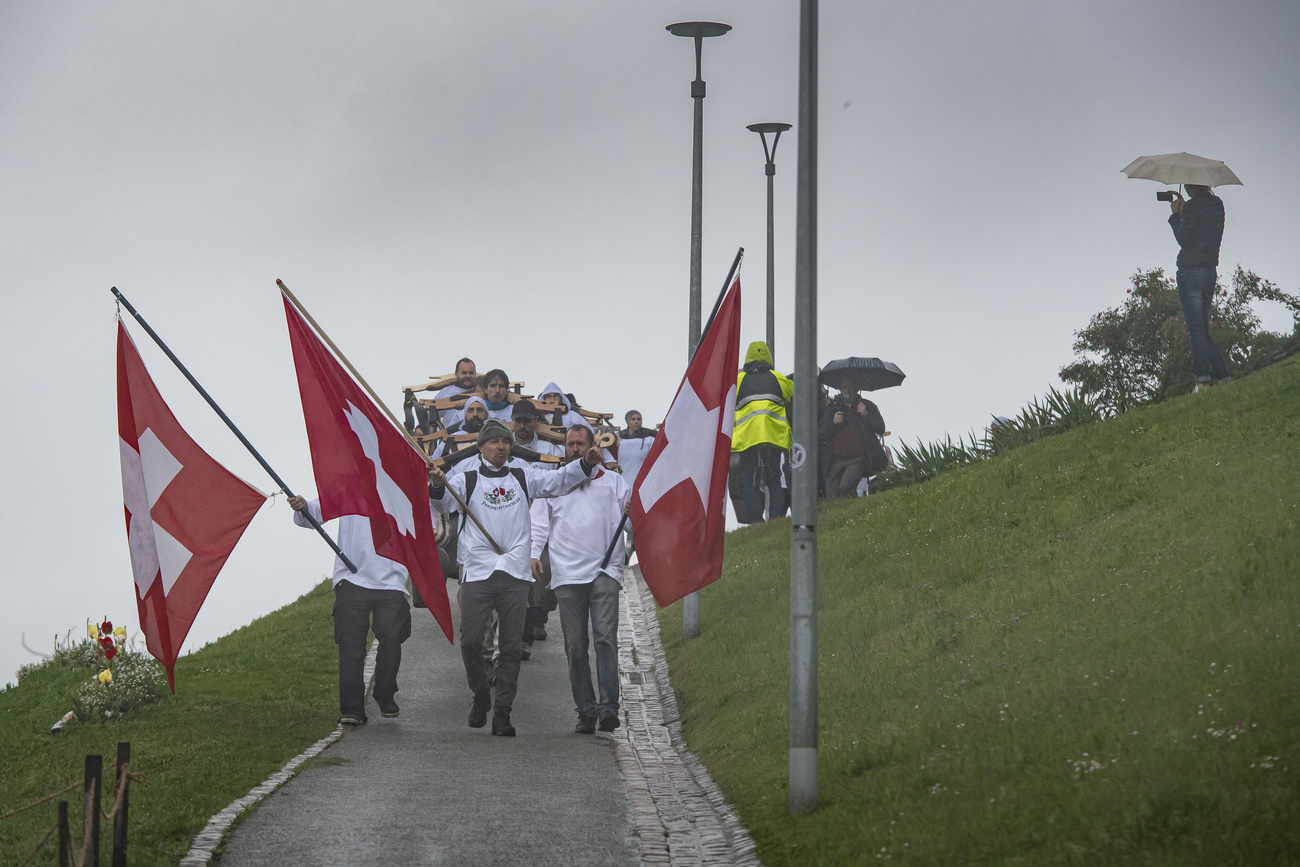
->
[1165, 184, 1232, 391]
[818, 376, 889, 499]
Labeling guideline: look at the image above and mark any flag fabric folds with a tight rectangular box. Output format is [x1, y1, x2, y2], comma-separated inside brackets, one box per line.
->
[282, 293, 453, 642]
[117, 322, 267, 690]
[631, 278, 743, 607]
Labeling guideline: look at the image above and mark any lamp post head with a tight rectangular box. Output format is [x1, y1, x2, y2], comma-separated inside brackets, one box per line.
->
[748, 122, 793, 170]
[666, 21, 732, 38]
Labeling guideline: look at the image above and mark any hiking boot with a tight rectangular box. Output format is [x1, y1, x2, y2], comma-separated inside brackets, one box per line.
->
[575, 713, 597, 735]
[468, 693, 491, 728]
[533, 623, 547, 641]
[492, 711, 516, 737]
[520, 641, 532, 661]
[598, 710, 621, 732]
[377, 697, 400, 718]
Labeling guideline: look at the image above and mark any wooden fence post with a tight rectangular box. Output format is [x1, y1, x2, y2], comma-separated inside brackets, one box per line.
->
[112, 742, 129, 867]
[58, 800, 71, 867]
[84, 754, 102, 867]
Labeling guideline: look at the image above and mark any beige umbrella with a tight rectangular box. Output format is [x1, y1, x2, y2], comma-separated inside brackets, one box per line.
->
[1121, 152, 1243, 187]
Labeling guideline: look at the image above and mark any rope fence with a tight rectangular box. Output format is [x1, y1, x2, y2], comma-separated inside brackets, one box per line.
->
[1, 742, 141, 867]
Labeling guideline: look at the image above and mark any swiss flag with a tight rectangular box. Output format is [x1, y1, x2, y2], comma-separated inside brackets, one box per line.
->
[631, 278, 742, 607]
[282, 292, 453, 642]
[117, 322, 267, 690]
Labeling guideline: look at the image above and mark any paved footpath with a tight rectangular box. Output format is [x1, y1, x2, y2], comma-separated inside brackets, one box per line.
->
[212, 568, 759, 867]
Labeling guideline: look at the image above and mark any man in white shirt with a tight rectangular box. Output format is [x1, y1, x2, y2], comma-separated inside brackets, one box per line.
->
[429, 419, 602, 737]
[436, 357, 478, 429]
[531, 424, 631, 734]
[289, 496, 412, 729]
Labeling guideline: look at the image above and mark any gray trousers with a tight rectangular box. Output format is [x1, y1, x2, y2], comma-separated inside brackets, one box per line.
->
[459, 570, 528, 713]
[826, 457, 865, 498]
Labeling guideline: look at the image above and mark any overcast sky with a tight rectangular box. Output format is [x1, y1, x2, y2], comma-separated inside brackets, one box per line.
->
[3, 1, 1298, 685]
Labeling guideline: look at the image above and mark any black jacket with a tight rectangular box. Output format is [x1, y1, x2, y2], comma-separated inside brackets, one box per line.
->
[1169, 191, 1224, 268]
[818, 398, 888, 475]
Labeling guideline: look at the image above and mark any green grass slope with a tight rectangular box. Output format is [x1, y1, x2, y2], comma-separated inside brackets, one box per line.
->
[1, 581, 339, 866]
[659, 357, 1300, 866]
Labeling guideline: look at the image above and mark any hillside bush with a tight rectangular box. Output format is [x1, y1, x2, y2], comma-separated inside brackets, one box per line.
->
[1059, 266, 1300, 413]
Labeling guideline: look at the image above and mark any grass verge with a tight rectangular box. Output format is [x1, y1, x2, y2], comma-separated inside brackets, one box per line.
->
[659, 356, 1300, 865]
[1, 581, 339, 866]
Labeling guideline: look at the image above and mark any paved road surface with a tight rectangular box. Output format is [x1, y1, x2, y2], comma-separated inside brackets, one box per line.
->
[220, 578, 640, 867]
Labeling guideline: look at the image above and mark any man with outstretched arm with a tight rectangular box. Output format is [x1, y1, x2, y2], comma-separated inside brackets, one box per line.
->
[288, 496, 411, 730]
[532, 424, 632, 734]
[428, 418, 603, 737]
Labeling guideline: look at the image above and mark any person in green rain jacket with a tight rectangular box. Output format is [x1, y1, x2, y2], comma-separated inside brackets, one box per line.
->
[730, 341, 793, 523]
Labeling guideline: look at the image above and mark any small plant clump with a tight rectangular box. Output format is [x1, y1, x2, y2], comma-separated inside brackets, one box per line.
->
[19, 619, 169, 724]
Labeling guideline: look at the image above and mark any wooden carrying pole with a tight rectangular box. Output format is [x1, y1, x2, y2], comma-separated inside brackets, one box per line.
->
[277, 280, 505, 556]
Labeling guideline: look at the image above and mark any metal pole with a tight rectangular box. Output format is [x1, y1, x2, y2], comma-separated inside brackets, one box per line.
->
[767, 166, 776, 361]
[111, 287, 358, 574]
[682, 31, 704, 644]
[669, 20, 730, 641]
[790, 0, 819, 815]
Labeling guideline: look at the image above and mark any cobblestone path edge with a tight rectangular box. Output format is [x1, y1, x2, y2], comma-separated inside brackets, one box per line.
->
[616, 567, 762, 867]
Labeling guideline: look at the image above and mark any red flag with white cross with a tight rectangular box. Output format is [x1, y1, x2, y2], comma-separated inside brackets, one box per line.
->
[282, 292, 453, 642]
[630, 277, 742, 607]
[117, 322, 267, 690]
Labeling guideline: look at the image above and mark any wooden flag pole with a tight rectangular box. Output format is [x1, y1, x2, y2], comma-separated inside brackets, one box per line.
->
[277, 279, 505, 556]
[111, 287, 358, 574]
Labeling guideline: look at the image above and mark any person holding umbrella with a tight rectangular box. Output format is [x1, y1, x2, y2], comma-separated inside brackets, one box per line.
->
[1168, 185, 1232, 390]
[1122, 152, 1242, 391]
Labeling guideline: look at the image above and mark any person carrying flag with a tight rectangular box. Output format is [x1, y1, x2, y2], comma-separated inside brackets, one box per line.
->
[288, 495, 411, 729]
[428, 418, 603, 737]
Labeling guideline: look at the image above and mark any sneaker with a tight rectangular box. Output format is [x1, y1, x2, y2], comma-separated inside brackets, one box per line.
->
[377, 697, 400, 718]
[520, 641, 532, 661]
[1194, 381, 1213, 393]
[492, 711, 516, 737]
[468, 694, 491, 728]
[339, 715, 364, 731]
[533, 623, 547, 641]
[575, 713, 597, 735]
[598, 711, 621, 732]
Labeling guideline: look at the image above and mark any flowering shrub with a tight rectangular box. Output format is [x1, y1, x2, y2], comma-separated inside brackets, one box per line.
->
[72, 647, 167, 722]
[1060, 267, 1300, 413]
[16, 617, 169, 724]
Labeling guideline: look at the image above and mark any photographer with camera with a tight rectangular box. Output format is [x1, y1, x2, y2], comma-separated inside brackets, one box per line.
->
[818, 377, 888, 498]
[1165, 184, 1232, 390]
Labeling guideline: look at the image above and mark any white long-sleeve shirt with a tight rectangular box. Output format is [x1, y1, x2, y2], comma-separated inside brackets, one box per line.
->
[431, 455, 594, 582]
[292, 499, 409, 594]
[531, 468, 631, 587]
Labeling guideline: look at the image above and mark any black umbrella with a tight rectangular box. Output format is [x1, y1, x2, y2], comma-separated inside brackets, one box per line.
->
[818, 357, 906, 392]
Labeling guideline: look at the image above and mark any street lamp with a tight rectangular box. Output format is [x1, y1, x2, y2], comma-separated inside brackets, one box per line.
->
[746, 121, 792, 367]
[667, 20, 730, 643]
[790, 0, 819, 816]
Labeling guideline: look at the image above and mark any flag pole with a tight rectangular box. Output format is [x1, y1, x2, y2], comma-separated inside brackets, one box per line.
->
[110, 287, 358, 574]
[277, 279, 506, 556]
[681, 246, 744, 641]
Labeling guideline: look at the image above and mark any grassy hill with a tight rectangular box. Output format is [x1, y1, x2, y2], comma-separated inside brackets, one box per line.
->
[0, 582, 339, 866]
[658, 356, 1300, 865]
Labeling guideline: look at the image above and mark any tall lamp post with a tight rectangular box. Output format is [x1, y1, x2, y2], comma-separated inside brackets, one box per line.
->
[667, 19, 730, 642]
[746, 122, 792, 366]
[790, 0, 819, 814]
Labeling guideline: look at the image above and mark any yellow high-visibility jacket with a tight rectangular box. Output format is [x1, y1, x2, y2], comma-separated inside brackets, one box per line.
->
[732, 341, 793, 452]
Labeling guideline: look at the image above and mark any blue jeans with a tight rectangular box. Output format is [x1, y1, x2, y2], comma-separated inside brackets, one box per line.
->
[554, 574, 621, 717]
[1176, 266, 1231, 383]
